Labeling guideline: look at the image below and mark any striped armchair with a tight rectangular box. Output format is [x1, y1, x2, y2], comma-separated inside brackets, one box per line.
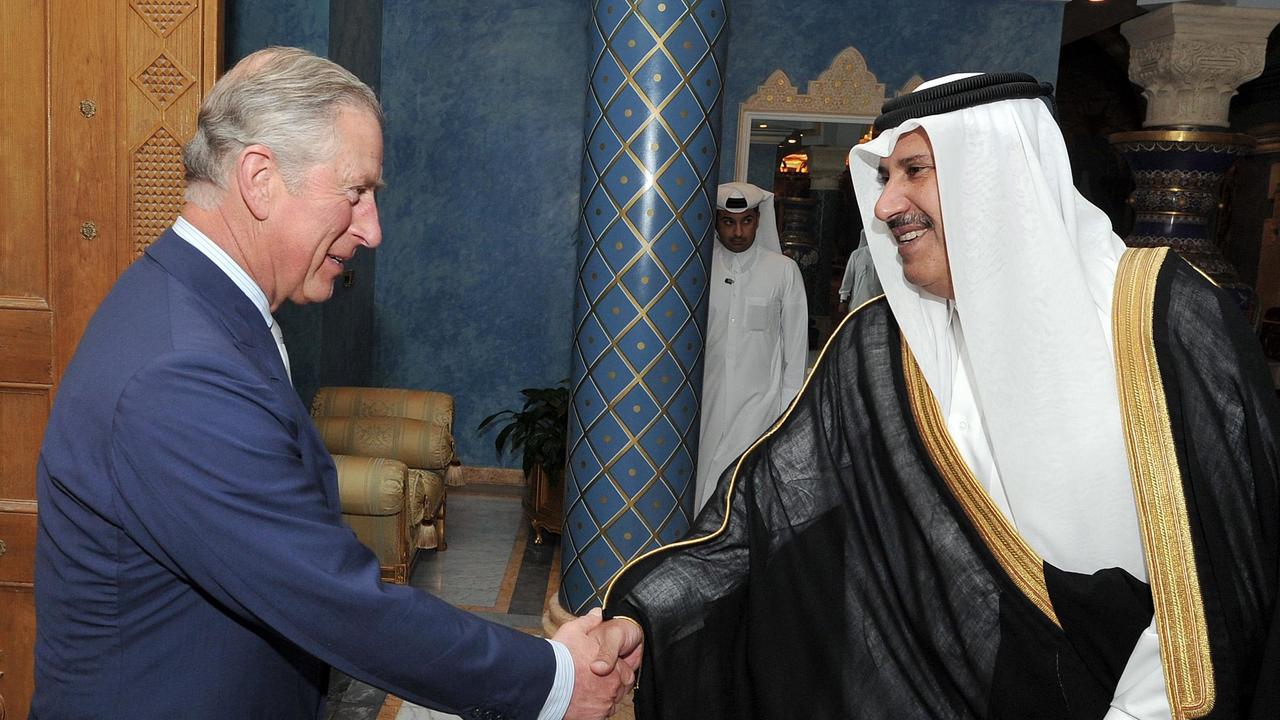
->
[311, 386, 456, 584]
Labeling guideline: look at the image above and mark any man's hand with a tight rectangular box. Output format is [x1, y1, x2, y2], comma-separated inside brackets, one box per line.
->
[588, 615, 643, 678]
[554, 608, 639, 720]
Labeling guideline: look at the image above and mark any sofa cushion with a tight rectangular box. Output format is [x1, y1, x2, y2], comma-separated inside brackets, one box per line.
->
[311, 386, 453, 429]
[315, 416, 453, 471]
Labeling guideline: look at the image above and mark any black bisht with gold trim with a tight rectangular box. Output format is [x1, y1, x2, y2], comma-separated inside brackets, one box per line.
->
[602, 249, 1280, 718]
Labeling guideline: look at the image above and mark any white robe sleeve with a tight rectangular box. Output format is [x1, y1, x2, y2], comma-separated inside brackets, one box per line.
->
[1103, 618, 1171, 720]
[780, 260, 808, 403]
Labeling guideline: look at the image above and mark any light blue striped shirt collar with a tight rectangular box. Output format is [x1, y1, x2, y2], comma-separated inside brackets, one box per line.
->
[172, 217, 275, 329]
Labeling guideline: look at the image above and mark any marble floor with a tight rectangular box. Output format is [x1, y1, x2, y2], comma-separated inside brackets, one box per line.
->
[324, 483, 561, 720]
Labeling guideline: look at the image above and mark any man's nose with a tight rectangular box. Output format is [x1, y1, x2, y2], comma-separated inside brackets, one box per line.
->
[874, 181, 908, 223]
[354, 195, 382, 248]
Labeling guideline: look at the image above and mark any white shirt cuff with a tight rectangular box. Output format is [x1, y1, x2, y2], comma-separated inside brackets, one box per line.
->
[537, 639, 575, 720]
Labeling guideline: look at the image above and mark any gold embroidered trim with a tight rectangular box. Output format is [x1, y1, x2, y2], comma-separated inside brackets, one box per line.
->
[602, 299, 882, 607]
[1113, 246, 1214, 718]
[902, 337, 1061, 628]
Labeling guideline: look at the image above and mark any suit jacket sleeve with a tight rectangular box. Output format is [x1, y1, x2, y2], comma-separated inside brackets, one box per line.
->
[107, 349, 556, 719]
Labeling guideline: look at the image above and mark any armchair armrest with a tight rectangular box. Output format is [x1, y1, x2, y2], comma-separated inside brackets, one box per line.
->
[332, 454, 408, 516]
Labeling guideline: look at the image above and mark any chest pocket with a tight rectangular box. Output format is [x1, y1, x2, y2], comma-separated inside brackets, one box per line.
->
[743, 297, 780, 331]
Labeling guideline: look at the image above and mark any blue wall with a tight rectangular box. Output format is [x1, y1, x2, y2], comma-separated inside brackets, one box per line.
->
[375, 1, 589, 467]
[718, 0, 1066, 183]
[224, 0, 1066, 468]
[225, 0, 327, 62]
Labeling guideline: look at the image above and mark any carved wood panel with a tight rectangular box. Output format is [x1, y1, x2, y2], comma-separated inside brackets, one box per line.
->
[0, 2, 221, 716]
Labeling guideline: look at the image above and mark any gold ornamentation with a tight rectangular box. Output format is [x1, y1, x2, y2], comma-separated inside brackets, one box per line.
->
[741, 46, 885, 118]
[79, 99, 97, 118]
[1112, 246, 1214, 718]
[131, 126, 186, 256]
[902, 337, 1061, 629]
[80, 221, 98, 241]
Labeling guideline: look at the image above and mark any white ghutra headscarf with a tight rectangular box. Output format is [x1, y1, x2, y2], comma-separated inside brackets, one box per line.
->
[847, 73, 1144, 579]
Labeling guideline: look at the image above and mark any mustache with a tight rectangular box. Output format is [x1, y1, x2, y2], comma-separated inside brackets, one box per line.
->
[886, 213, 934, 231]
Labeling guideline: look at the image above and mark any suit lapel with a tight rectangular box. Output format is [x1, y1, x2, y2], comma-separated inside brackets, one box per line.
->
[145, 230, 340, 511]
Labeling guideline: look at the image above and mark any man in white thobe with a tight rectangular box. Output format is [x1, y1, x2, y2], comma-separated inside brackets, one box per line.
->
[694, 182, 808, 512]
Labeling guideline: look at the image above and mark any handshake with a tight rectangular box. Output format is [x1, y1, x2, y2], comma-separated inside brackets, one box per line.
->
[552, 608, 646, 720]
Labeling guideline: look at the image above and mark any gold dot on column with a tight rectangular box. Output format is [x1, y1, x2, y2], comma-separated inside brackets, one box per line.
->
[607, 5, 613, 13]
[599, 496, 608, 504]
[608, 370, 617, 379]
[670, 243, 679, 252]
[627, 39, 636, 48]
[611, 306, 620, 315]
[599, 142, 606, 150]
[637, 341, 647, 350]
[596, 558, 606, 567]
[624, 109, 633, 118]
[641, 276, 650, 284]
[588, 336, 595, 343]
[657, 2, 666, 11]
[650, 142, 659, 151]
[683, 41, 692, 49]
[652, 500, 662, 508]
[701, 146, 709, 154]
[603, 434, 613, 443]
[657, 437, 666, 446]
[686, 342, 693, 350]
[653, 73, 662, 83]
[632, 404, 641, 413]
[591, 272, 598, 280]
[595, 208, 602, 216]
[620, 175, 629, 184]
[624, 531, 634, 540]
[706, 78, 712, 86]
[628, 468, 637, 477]
[661, 374, 670, 383]
[603, 75, 610, 83]
[664, 310, 673, 318]
[680, 110, 688, 118]
[615, 241, 624, 250]
[676, 177, 685, 186]
[645, 208, 654, 217]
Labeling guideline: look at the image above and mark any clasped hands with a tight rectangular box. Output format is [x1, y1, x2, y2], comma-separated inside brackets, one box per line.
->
[554, 607, 645, 720]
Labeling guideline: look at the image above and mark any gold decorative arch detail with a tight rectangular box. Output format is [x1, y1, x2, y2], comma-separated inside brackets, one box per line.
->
[897, 74, 924, 97]
[741, 46, 887, 118]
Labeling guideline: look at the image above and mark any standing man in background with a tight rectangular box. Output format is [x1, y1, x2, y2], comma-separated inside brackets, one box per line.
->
[33, 46, 637, 720]
[694, 182, 808, 512]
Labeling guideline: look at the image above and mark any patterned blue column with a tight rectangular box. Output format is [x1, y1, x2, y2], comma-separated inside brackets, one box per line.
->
[560, 0, 727, 614]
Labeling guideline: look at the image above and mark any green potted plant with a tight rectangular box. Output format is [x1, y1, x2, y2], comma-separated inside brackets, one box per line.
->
[477, 380, 569, 543]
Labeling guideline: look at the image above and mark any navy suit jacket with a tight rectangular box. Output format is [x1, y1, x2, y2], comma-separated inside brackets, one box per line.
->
[33, 230, 555, 719]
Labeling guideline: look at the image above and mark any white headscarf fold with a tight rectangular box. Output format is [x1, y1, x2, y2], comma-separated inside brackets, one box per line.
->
[716, 182, 781, 253]
[848, 74, 1144, 579]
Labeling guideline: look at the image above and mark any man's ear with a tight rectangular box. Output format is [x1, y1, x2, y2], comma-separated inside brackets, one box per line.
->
[236, 145, 276, 221]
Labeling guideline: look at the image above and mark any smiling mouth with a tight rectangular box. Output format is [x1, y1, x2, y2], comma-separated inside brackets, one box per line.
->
[896, 229, 928, 245]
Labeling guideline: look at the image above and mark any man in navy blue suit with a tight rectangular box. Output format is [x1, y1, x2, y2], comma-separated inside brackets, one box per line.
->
[33, 46, 639, 720]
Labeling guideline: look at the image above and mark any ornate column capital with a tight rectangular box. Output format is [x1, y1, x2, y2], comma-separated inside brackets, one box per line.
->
[1121, 3, 1280, 128]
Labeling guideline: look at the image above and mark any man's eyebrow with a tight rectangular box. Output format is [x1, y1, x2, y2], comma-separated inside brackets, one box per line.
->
[895, 153, 932, 167]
